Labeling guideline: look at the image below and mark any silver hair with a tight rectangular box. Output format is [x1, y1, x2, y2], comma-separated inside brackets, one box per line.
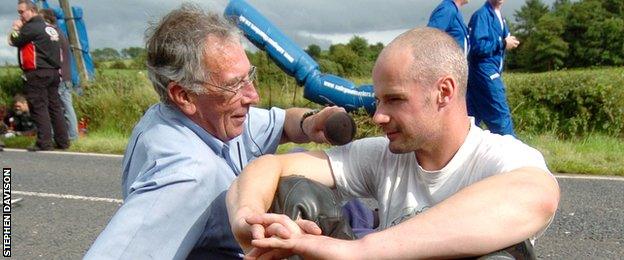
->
[390, 27, 468, 97]
[144, 3, 241, 104]
[18, 0, 38, 11]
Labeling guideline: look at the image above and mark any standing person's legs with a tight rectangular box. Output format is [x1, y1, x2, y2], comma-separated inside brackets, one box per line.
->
[58, 81, 79, 140]
[467, 72, 515, 136]
[47, 76, 69, 149]
[24, 71, 53, 149]
[480, 77, 515, 136]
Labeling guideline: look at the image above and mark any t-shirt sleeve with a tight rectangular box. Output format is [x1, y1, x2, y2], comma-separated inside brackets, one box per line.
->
[245, 107, 286, 155]
[495, 136, 551, 175]
[325, 137, 387, 200]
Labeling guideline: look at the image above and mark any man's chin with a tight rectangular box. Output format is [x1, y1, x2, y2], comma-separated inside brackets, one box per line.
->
[387, 142, 411, 154]
[225, 127, 244, 141]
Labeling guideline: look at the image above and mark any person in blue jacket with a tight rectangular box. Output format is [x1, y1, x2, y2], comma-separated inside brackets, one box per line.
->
[427, 0, 470, 53]
[84, 4, 349, 259]
[467, 0, 519, 136]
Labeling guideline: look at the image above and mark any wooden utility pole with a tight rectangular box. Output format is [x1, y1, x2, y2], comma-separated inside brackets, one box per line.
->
[58, 0, 89, 85]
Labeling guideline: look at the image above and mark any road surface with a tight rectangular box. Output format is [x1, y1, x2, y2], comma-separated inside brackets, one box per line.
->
[1, 149, 622, 259]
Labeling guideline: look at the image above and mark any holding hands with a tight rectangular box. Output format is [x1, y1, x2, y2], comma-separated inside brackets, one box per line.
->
[235, 212, 358, 260]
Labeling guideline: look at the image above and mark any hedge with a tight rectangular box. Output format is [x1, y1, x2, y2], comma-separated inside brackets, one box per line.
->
[506, 67, 624, 138]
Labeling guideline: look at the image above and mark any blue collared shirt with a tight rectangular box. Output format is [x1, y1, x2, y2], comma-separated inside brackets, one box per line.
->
[85, 103, 285, 259]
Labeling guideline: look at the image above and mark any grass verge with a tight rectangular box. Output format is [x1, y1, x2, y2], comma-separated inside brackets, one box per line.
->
[7, 131, 620, 176]
[520, 133, 624, 176]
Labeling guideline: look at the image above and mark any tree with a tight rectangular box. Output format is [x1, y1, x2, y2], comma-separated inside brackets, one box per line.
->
[328, 44, 360, 76]
[305, 44, 322, 60]
[347, 36, 369, 58]
[513, 0, 549, 39]
[507, 0, 549, 70]
[91, 48, 121, 61]
[369, 42, 384, 61]
[564, 0, 610, 67]
[530, 14, 569, 71]
[121, 47, 146, 59]
[584, 17, 624, 66]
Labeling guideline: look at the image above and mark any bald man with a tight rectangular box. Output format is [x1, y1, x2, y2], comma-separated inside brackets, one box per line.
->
[227, 27, 558, 259]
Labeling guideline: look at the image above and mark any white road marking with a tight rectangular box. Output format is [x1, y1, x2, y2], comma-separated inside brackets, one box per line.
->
[555, 174, 624, 181]
[2, 148, 123, 158]
[13, 190, 123, 204]
[10, 174, 621, 205]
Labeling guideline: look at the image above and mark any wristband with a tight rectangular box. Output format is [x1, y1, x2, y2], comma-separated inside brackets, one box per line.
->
[299, 109, 319, 135]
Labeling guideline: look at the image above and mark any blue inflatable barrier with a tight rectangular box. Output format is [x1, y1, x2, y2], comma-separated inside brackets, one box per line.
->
[72, 6, 96, 82]
[39, 0, 95, 87]
[225, 0, 376, 114]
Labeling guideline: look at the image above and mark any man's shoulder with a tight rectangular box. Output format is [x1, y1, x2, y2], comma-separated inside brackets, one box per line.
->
[328, 136, 393, 160]
[22, 17, 45, 32]
[131, 105, 211, 156]
[471, 4, 490, 18]
[472, 129, 546, 168]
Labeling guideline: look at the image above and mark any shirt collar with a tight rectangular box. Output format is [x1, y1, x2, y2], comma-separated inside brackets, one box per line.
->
[158, 103, 242, 156]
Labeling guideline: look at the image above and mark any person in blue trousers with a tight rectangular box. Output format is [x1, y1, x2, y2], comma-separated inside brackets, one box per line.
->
[467, 0, 519, 136]
[427, 0, 470, 53]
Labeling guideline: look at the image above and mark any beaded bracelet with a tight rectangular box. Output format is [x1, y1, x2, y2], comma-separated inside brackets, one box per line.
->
[299, 109, 320, 134]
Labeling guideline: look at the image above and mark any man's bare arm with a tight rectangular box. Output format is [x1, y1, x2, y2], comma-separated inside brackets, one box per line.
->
[226, 151, 335, 251]
[355, 166, 559, 259]
[248, 167, 559, 259]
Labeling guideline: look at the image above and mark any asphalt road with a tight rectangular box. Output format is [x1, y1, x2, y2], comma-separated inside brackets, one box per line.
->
[0, 149, 622, 259]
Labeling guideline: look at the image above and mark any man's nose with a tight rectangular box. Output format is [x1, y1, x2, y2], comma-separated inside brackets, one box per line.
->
[241, 83, 259, 105]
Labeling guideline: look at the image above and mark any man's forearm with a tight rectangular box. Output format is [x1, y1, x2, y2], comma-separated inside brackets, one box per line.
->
[356, 167, 560, 259]
[227, 154, 285, 249]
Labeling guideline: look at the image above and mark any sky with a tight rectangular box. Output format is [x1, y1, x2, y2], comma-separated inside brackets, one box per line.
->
[0, 0, 556, 64]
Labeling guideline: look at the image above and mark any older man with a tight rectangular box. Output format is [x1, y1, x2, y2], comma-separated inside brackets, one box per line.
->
[227, 27, 559, 259]
[85, 4, 343, 259]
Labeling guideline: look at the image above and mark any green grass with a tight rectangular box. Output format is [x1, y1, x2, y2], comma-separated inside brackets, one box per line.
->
[3, 123, 622, 176]
[520, 133, 624, 176]
[2, 130, 127, 154]
[69, 130, 129, 154]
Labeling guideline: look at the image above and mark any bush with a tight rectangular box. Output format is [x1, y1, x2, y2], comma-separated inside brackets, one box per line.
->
[74, 69, 158, 135]
[110, 60, 128, 70]
[0, 67, 25, 105]
[506, 67, 624, 138]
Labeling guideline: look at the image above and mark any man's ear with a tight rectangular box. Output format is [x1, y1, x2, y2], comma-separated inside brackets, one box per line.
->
[436, 76, 457, 107]
[167, 82, 196, 115]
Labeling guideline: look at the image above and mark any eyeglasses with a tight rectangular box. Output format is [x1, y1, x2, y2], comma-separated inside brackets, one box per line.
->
[200, 66, 257, 99]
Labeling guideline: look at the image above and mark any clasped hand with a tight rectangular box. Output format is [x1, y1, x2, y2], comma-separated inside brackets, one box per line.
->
[233, 213, 319, 259]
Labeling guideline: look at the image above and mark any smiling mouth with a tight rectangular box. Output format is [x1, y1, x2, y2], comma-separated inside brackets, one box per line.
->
[385, 131, 400, 140]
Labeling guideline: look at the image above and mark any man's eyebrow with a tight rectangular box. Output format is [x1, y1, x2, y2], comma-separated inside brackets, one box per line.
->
[379, 92, 407, 100]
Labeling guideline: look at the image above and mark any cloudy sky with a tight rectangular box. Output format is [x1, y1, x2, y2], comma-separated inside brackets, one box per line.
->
[0, 0, 556, 64]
